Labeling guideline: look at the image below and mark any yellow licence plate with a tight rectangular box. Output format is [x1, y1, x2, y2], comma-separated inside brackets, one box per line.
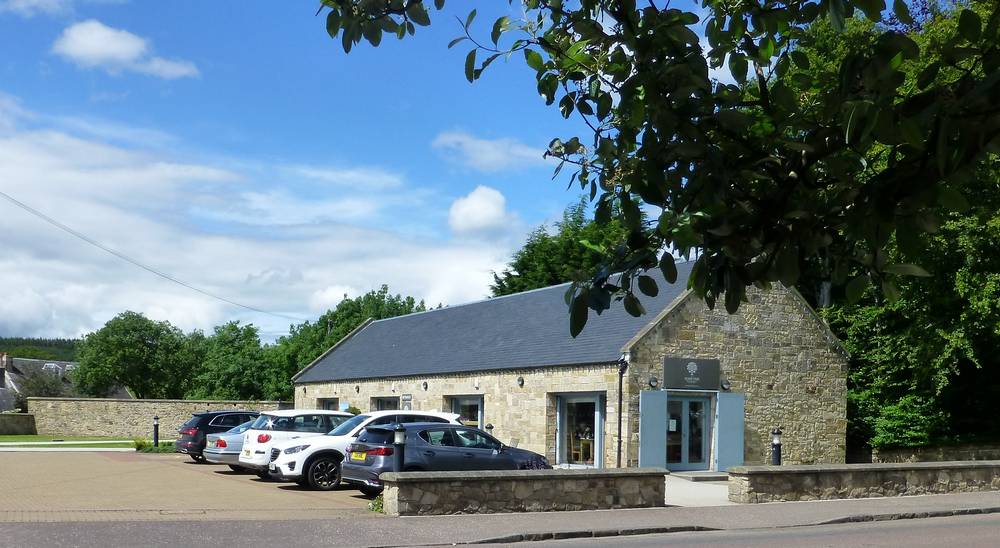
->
[350, 451, 366, 462]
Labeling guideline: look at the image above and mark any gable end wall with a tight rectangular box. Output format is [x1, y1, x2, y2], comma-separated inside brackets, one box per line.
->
[625, 286, 848, 466]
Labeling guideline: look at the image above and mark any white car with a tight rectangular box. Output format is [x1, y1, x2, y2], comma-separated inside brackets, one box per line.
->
[238, 409, 353, 478]
[268, 410, 461, 490]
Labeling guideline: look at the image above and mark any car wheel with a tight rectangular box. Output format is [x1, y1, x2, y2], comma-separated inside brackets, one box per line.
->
[228, 465, 248, 473]
[190, 454, 206, 463]
[359, 485, 383, 497]
[306, 457, 342, 491]
[256, 470, 272, 481]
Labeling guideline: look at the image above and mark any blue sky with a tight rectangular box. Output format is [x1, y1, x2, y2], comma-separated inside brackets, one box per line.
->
[0, 0, 608, 340]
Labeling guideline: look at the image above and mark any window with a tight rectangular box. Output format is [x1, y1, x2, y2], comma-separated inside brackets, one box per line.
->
[210, 414, 244, 427]
[419, 429, 453, 446]
[318, 398, 339, 411]
[291, 414, 327, 433]
[448, 396, 483, 427]
[357, 429, 394, 444]
[368, 415, 397, 427]
[451, 428, 498, 450]
[182, 416, 203, 428]
[371, 397, 400, 411]
[398, 414, 449, 424]
[323, 414, 350, 431]
[329, 414, 369, 436]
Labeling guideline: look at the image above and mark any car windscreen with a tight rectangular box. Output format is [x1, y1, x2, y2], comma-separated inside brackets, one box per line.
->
[327, 415, 350, 431]
[182, 416, 202, 428]
[228, 420, 254, 434]
[357, 428, 393, 444]
[328, 414, 369, 436]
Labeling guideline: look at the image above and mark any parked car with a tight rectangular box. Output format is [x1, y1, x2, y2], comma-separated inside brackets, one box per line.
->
[342, 423, 550, 496]
[176, 410, 260, 463]
[204, 420, 255, 472]
[267, 410, 461, 490]
[239, 409, 353, 478]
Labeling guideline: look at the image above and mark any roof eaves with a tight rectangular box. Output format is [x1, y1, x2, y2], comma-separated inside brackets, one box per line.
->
[291, 318, 375, 383]
[786, 287, 851, 360]
[619, 288, 695, 354]
[308, 360, 621, 384]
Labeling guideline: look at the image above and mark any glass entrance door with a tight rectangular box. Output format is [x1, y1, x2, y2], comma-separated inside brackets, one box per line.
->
[666, 396, 710, 471]
[555, 393, 605, 468]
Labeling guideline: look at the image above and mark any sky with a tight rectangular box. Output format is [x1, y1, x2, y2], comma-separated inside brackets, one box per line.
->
[0, 0, 614, 341]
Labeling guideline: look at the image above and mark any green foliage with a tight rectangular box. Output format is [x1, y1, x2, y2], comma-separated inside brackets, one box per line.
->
[189, 322, 271, 401]
[14, 369, 69, 412]
[368, 493, 384, 513]
[491, 199, 629, 296]
[319, 0, 1000, 335]
[0, 338, 78, 361]
[134, 438, 176, 452]
[74, 311, 202, 399]
[346, 405, 362, 415]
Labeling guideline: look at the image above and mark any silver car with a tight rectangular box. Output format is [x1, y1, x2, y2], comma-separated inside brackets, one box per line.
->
[204, 420, 255, 472]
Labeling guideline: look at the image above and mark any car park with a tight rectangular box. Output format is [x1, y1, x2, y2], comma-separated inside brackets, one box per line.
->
[204, 420, 255, 471]
[267, 410, 461, 490]
[239, 409, 353, 478]
[175, 410, 260, 463]
[342, 423, 550, 496]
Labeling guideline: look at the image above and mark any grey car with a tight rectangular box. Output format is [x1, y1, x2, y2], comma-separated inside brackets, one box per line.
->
[204, 420, 255, 472]
[342, 423, 550, 496]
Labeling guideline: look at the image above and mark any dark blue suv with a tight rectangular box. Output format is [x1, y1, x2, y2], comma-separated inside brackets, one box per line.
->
[342, 423, 550, 496]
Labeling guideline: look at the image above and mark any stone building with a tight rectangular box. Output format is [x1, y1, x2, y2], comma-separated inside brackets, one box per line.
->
[293, 262, 849, 471]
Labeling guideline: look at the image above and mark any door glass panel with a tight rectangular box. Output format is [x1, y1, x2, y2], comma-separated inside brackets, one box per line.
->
[564, 400, 596, 465]
[687, 400, 705, 464]
[666, 400, 683, 464]
[451, 396, 483, 427]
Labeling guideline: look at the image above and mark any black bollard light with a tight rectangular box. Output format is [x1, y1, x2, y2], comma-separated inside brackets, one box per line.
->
[153, 415, 160, 447]
[393, 423, 406, 472]
[770, 427, 782, 465]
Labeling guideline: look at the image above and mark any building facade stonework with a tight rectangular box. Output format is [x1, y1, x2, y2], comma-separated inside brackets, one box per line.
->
[295, 285, 848, 470]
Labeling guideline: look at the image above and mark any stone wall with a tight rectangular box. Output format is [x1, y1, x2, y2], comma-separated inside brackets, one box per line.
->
[296, 364, 620, 467]
[873, 443, 1000, 463]
[28, 397, 290, 438]
[381, 468, 668, 516]
[728, 461, 1000, 503]
[0, 413, 36, 435]
[625, 287, 848, 466]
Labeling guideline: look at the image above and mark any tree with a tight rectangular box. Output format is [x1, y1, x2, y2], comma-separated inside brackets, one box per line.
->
[188, 322, 271, 401]
[14, 369, 69, 412]
[319, 0, 1000, 335]
[74, 311, 198, 399]
[265, 285, 427, 399]
[491, 199, 629, 296]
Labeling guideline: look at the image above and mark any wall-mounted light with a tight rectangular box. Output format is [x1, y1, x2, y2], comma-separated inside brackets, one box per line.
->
[648, 376, 659, 389]
[720, 379, 732, 391]
[516, 376, 524, 387]
[355, 385, 360, 393]
[422, 381, 428, 391]
[303, 386, 307, 394]
[474, 379, 480, 390]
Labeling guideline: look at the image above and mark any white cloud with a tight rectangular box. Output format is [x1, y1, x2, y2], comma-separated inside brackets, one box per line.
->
[51, 20, 199, 79]
[432, 131, 547, 173]
[0, 94, 516, 340]
[448, 185, 518, 236]
[0, 0, 71, 17]
[287, 165, 404, 190]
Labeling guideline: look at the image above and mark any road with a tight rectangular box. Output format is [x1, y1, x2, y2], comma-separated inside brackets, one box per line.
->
[517, 513, 1000, 548]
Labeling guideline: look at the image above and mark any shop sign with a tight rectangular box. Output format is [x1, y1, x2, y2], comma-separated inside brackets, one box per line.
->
[663, 357, 721, 390]
[401, 393, 412, 410]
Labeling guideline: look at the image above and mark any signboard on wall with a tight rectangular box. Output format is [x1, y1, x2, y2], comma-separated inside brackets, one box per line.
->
[401, 393, 412, 411]
[663, 357, 721, 390]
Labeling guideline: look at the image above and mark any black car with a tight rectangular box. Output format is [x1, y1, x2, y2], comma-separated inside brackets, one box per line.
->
[342, 423, 550, 496]
[176, 410, 259, 463]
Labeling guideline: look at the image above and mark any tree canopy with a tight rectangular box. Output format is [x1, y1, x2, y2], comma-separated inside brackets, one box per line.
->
[319, 0, 1000, 335]
[491, 199, 629, 295]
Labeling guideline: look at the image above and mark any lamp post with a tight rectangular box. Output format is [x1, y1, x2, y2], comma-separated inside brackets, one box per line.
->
[770, 427, 782, 465]
[153, 415, 159, 447]
[616, 351, 629, 468]
[393, 423, 406, 472]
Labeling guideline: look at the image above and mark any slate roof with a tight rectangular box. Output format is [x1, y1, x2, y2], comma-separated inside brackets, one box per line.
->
[294, 261, 695, 383]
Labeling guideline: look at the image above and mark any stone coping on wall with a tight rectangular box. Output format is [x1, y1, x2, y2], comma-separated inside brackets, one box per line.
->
[728, 461, 1000, 475]
[381, 467, 671, 483]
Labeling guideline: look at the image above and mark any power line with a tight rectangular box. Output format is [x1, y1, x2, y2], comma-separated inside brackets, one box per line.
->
[0, 189, 305, 323]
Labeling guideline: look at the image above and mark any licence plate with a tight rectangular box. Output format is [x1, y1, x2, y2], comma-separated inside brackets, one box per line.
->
[350, 451, 366, 462]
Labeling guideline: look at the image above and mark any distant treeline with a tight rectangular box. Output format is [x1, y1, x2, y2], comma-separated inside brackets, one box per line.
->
[0, 338, 79, 361]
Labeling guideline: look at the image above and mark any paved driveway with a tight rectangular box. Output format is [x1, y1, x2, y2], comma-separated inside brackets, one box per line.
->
[0, 452, 373, 522]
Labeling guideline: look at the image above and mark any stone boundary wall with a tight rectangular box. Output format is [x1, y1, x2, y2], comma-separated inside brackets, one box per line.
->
[873, 443, 1000, 463]
[0, 413, 36, 435]
[28, 397, 292, 438]
[381, 468, 669, 516]
[728, 461, 1000, 503]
